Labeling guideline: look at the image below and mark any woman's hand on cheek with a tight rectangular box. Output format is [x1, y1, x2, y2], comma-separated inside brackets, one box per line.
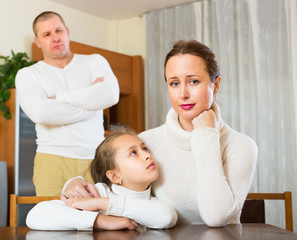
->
[192, 109, 218, 130]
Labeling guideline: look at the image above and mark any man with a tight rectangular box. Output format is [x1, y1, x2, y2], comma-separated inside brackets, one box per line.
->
[15, 11, 119, 196]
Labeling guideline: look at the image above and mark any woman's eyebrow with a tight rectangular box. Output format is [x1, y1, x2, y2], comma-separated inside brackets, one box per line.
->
[186, 74, 202, 78]
[167, 76, 178, 80]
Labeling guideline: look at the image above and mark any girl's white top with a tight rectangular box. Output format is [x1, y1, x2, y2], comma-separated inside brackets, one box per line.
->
[26, 182, 177, 230]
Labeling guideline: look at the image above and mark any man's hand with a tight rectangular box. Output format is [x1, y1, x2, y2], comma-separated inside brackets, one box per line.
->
[94, 215, 139, 230]
[65, 197, 109, 211]
[61, 178, 99, 200]
[92, 77, 104, 85]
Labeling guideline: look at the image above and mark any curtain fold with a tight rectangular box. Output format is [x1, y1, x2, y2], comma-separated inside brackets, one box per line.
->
[145, 4, 198, 129]
[145, 0, 297, 230]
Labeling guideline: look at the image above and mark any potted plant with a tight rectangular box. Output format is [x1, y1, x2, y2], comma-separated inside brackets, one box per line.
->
[0, 51, 36, 119]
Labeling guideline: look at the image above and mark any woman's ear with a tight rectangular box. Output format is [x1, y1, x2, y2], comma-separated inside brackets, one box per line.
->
[106, 170, 122, 185]
[214, 76, 221, 93]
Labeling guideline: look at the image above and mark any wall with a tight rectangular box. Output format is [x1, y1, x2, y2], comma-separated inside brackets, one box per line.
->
[0, 0, 146, 59]
[109, 17, 146, 57]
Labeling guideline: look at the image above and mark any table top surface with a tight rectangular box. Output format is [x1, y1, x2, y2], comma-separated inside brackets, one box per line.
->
[0, 224, 296, 240]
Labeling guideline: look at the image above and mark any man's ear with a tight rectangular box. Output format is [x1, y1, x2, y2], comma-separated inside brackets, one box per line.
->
[34, 37, 41, 48]
[106, 170, 122, 184]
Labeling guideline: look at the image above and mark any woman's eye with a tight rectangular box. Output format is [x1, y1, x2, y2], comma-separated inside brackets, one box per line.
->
[190, 79, 199, 84]
[170, 82, 179, 87]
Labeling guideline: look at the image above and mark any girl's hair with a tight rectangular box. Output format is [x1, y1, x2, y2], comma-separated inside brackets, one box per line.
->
[164, 39, 220, 83]
[90, 130, 137, 187]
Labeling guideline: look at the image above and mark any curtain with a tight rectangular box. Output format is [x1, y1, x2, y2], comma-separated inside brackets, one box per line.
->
[144, 3, 198, 128]
[145, 0, 297, 230]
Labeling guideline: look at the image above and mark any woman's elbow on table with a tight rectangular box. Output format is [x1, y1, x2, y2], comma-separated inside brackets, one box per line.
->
[201, 210, 237, 228]
[204, 218, 229, 228]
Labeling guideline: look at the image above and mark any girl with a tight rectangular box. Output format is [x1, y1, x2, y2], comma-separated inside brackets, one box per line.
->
[26, 131, 177, 231]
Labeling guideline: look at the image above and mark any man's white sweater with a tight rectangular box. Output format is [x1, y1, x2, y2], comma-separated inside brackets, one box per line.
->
[16, 54, 119, 159]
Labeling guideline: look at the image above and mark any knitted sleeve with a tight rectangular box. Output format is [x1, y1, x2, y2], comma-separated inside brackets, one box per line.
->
[107, 194, 177, 229]
[26, 200, 98, 230]
[191, 127, 257, 227]
[55, 55, 119, 110]
[16, 68, 95, 125]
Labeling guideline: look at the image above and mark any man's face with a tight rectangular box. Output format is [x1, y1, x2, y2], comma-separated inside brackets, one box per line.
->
[34, 15, 71, 61]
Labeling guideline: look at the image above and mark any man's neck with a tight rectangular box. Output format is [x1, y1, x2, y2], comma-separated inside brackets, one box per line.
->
[43, 52, 74, 68]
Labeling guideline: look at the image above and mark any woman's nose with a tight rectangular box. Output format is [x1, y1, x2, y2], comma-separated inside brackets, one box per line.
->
[180, 85, 190, 99]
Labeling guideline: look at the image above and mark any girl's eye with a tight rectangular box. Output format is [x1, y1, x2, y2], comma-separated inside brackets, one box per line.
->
[130, 150, 137, 156]
[143, 146, 149, 152]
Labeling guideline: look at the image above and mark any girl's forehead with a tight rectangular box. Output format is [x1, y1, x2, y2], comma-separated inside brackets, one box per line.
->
[113, 134, 140, 146]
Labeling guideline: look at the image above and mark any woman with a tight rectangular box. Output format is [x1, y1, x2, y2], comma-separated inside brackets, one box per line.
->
[63, 40, 257, 227]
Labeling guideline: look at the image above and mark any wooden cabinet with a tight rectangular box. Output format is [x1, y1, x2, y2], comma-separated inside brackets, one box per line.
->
[0, 89, 16, 197]
[32, 41, 144, 133]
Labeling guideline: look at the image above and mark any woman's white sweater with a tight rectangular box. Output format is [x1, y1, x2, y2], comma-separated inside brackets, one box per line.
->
[139, 103, 258, 226]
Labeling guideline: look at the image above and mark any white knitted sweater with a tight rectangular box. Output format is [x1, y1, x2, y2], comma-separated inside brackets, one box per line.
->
[16, 54, 119, 159]
[139, 103, 258, 227]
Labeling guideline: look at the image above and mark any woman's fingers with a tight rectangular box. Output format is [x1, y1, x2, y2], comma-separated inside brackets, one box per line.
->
[86, 182, 100, 198]
[60, 178, 99, 200]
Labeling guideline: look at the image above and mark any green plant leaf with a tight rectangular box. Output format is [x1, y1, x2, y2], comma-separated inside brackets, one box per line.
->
[0, 102, 11, 119]
[0, 50, 36, 118]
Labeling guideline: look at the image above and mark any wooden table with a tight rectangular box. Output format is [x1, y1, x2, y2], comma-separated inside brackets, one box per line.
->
[0, 224, 296, 240]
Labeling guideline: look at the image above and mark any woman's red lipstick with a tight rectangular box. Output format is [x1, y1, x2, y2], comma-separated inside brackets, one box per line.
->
[180, 104, 195, 110]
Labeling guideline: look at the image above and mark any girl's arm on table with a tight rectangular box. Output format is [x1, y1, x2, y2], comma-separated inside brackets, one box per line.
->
[26, 200, 138, 231]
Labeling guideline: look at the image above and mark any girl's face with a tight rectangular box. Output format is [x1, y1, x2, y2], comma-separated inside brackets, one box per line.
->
[111, 134, 158, 192]
[165, 54, 220, 131]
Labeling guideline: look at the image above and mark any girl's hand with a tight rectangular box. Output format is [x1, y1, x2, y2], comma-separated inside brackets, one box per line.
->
[94, 215, 139, 230]
[192, 109, 218, 130]
[65, 197, 109, 211]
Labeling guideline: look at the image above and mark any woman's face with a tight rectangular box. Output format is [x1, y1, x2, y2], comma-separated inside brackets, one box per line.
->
[165, 54, 220, 131]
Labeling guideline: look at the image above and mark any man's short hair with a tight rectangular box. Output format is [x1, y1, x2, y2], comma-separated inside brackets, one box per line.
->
[33, 11, 65, 37]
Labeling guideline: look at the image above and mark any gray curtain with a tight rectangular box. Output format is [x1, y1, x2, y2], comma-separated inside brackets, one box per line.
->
[145, 3, 198, 128]
[145, 0, 297, 230]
